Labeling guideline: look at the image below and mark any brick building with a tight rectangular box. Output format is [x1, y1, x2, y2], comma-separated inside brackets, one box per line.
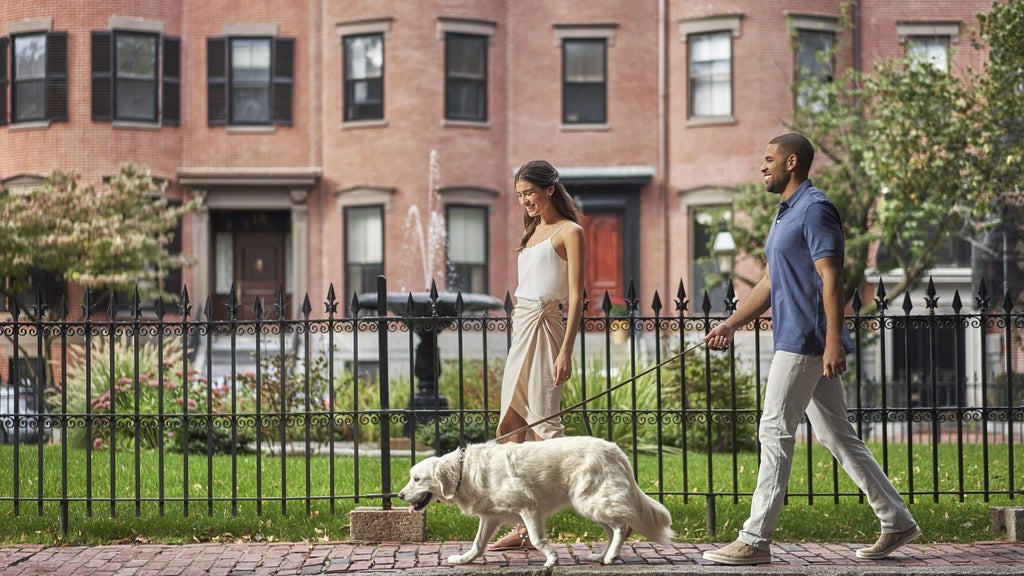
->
[0, 0, 994, 321]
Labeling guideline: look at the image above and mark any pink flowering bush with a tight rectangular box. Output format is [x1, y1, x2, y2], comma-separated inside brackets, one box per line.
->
[59, 335, 186, 451]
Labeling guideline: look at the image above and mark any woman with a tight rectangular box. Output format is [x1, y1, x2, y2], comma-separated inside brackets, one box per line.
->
[489, 159, 586, 550]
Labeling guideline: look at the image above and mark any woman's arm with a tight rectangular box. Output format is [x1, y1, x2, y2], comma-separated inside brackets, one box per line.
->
[554, 223, 585, 385]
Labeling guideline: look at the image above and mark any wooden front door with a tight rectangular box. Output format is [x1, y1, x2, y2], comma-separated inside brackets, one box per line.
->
[582, 213, 624, 308]
[234, 231, 285, 317]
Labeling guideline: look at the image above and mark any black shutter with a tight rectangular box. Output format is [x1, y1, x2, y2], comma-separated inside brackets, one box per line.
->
[207, 37, 226, 125]
[162, 36, 180, 125]
[45, 31, 68, 121]
[0, 37, 8, 126]
[272, 36, 293, 125]
[91, 31, 113, 121]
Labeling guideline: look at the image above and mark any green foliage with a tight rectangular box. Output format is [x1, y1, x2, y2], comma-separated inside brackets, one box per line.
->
[561, 345, 758, 454]
[732, 0, 1024, 308]
[0, 164, 199, 311]
[417, 414, 489, 453]
[58, 335, 185, 452]
[232, 350, 344, 451]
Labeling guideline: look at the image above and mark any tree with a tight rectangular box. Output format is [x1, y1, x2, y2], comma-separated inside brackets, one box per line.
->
[728, 0, 1024, 311]
[974, 0, 1024, 303]
[0, 165, 199, 389]
[0, 164, 198, 316]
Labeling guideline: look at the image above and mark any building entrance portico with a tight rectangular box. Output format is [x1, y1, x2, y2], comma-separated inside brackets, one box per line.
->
[179, 167, 321, 320]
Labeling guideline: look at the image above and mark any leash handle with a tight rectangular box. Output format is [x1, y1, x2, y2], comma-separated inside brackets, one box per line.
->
[493, 340, 706, 443]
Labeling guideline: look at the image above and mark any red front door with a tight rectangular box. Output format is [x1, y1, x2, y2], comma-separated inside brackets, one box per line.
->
[582, 213, 624, 308]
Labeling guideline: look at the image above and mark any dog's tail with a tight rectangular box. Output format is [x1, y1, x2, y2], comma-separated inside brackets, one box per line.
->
[630, 486, 676, 546]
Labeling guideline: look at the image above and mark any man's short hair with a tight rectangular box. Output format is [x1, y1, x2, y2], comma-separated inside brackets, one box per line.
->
[770, 133, 815, 177]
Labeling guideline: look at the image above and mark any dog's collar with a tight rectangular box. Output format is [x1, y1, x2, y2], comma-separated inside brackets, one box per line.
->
[453, 446, 467, 496]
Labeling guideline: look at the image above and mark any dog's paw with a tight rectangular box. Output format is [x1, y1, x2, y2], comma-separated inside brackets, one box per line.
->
[447, 553, 470, 564]
[587, 551, 619, 564]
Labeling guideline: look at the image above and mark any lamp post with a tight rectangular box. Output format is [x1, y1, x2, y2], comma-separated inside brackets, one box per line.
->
[712, 220, 736, 277]
[712, 220, 736, 311]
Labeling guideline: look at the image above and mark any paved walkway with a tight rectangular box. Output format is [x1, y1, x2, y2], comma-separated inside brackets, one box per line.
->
[2, 540, 1023, 575]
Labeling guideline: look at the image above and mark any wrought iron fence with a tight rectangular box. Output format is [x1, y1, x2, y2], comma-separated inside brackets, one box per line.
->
[0, 276, 1021, 536]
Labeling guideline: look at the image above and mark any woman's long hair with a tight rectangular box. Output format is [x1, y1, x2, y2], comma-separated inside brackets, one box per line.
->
[514, 160, 581, 251]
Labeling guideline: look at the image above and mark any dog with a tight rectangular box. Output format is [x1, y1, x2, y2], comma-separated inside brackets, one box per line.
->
[397, 435, 675, 568]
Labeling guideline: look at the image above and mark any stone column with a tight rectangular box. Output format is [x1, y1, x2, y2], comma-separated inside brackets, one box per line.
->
[289, 188, 309, 318]
[190, 187, 210, 317]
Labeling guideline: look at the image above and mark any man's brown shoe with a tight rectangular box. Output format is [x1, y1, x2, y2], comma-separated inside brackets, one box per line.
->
[856, 525, 921, 559]
[702, 540, 771, 565]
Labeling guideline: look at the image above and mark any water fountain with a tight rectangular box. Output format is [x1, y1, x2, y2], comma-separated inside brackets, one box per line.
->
[356, 151, 502, 436]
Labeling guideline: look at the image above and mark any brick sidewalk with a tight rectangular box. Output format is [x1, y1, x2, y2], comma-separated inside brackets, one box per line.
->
[2, 541, 1023, 575]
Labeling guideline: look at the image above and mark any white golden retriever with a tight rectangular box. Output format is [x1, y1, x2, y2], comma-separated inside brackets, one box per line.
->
[397, 435, 675, 568]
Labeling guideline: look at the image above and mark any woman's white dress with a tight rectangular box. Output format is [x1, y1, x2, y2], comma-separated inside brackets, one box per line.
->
[497, 226, 569, 439]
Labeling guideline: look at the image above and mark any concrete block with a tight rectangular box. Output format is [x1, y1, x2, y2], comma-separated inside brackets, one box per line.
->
[349, 506, 426, 542]
[990, 507, 1024, 541]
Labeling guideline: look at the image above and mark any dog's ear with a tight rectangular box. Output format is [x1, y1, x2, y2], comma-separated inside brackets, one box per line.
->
[433, 454, 460, 500]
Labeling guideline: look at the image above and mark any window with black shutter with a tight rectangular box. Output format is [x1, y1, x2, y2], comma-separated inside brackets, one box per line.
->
[208, 36, 293, 127]
[94, 31, 179, 125]
[207, 37, 227, 124]
[44, 32, 68, 121]
[12, 33, 47, 122]
[0, 37, 8, 125]
[272, 37, 293, 125]
[162, 37, 180, 124]
[91, 32, 113, 120]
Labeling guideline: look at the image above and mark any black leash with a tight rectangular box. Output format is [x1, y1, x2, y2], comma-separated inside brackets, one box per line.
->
[494, 340, 707, 443]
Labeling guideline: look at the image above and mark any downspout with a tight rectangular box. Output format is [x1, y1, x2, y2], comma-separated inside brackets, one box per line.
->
[853, 0, 862, 73]
[659, 0, 671, 298]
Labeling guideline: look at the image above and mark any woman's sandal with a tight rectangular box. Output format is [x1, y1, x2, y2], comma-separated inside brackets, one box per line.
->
[488, 524, 533, 550]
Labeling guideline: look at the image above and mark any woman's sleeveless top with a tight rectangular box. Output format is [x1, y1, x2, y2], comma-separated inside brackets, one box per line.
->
[514, 225, 569, 303]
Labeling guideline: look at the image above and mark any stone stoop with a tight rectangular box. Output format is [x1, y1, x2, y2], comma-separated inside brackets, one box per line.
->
[349, 507, 427, 542]
[990, 507, 1024, 541]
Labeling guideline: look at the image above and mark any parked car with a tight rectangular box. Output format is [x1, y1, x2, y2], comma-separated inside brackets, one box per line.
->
[0, 385, 50, 444]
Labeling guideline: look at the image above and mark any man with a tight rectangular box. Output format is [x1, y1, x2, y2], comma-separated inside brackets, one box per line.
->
[701, 133, 920, 565]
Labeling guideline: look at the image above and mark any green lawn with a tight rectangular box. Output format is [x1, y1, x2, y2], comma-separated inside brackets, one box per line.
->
[0, 442, 1020, 546]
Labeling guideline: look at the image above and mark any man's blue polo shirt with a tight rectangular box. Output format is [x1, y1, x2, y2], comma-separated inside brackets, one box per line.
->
[764, 179, 853, 355]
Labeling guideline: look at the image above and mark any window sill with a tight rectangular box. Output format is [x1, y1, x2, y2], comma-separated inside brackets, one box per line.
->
[342, 118, 388, 130]
[561, 123, 611, 132]
[686, 115, 736, 127]
[7, 120, 51, 132]
[113, 121, 162, 131]
[442, 119, 490, 129]
[226, 125, 276, 134]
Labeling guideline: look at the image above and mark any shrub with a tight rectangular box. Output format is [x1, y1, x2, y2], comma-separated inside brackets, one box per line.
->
[561, 341, 759, 454]
[231, 349, 341, 453]
[59, 335, 184, 451]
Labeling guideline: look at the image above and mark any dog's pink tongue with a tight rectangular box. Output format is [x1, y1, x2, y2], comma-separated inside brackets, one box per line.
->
[408, 503, 416, 513]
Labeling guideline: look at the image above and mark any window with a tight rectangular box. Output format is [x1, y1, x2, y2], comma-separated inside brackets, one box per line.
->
[7, 32, 67, 123]
[897, 21, 959, 73]
[689, 31, 731, 118]
[892, 322, 964, 407]
[91, 31, 180, 123]
[344, 205, 384, 307]
[562, 39, 606, 124]
[343, 34, 383, 121]
[207, 36, 294, 126]
[691, 207, 731, 312]
[794, 29, 834, 112]
[445, 205, 488, 294]
[906, 35, 950, 71]
[933, 234, 972, 268]
[445, 33, 487, 121]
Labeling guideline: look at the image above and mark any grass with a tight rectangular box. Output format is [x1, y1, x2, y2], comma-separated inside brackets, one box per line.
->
[0, 442, 1020, 546]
